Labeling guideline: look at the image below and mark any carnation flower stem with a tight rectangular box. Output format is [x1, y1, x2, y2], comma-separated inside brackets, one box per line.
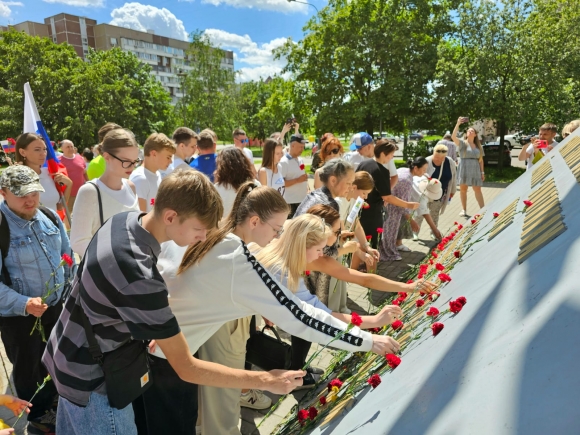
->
[14, 375, 51, 427]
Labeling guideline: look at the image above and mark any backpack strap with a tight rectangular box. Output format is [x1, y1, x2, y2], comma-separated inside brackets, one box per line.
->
[88, 181, 104, 227]
[38, 206, 60, 228]
[0, 211, 12, 286]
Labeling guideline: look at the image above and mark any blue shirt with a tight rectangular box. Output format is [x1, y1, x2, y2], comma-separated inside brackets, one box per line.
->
[190, 154, 217, 182]
[0, 202, 72, 316]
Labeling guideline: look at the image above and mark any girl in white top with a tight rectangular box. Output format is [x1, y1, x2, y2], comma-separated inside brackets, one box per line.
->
[151, 183, 400, 435]
[15, 133, 72, 215]
[258, 138, 285, 196]
[70, 129, 140, 256]
[214, 147, 260, 217]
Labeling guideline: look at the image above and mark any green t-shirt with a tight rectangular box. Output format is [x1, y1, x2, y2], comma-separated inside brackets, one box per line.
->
[87, 155, 106, 180]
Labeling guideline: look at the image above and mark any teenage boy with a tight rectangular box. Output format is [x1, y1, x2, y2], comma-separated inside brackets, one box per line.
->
[42, 169, 304, 435]
[162, 127, 198, 177]
[279, 133, 309, 217]
[130, 133, 176, 212]
[189, 131, 217, 182]
[518, 123, 559, 170]
[343, 132, 375, 170]
[233, 128, 256, 176]
[0, 166, 73, 435]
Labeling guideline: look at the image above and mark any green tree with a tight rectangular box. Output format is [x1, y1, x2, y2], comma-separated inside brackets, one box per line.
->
[278, 0, 452, 137]
[176, 31, 239, 140]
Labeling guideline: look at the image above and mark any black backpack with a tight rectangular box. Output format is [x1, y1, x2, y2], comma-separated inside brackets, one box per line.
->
[0, 206, 59, 286]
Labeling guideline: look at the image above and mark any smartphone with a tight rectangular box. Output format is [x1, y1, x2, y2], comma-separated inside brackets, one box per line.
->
[537, 140, 548, 149]
[461, 117, 469, 123]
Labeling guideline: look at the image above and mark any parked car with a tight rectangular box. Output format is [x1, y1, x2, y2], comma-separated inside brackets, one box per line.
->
[496, 134, 520, 150]
[409, 132, 424, 140]
[483, 141, 512, 167]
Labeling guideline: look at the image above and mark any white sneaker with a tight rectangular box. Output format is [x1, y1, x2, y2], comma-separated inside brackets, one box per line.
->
[412, 232, 419, 241]
[459, 210, 467, 217]
[397, 244, 411, 252]
[240, 389, 272, 410]
[340, 307, 352, 314]
[195, 426, 202, 435]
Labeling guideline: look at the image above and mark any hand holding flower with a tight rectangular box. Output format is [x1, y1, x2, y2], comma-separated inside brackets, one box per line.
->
[25, 297, 48, 317]
[371, 305, 402, 328]
[370, 335, 400, 356]
[0, 395, 31, 417]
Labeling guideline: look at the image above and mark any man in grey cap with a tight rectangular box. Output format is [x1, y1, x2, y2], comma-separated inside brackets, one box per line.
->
[0, 165, 73, 435]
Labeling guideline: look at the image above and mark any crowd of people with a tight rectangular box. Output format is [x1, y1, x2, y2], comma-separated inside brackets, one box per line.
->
[0, 115, 577, 435]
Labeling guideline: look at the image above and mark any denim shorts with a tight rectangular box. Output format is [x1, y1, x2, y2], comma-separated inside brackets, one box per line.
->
[57, 392, 137, 435]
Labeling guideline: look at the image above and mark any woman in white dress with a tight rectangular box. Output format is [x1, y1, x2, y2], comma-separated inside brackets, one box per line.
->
[258, 138, 285, 196]
[70, 129, 140, 256]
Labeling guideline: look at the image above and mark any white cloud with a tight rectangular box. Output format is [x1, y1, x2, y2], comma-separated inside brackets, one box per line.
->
[204, 29, 290, 81]
[0, 0, 23, 18]
[110, 3, 188, 41]
[202, 0, 307, 13]
[42, 0, 103, 6]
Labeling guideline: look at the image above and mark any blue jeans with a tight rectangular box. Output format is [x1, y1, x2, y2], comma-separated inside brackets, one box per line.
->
[57, 392, 137, 435]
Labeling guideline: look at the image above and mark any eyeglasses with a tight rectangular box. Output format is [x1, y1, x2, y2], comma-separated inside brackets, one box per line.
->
[107, 153, 142, 168]
[435, 150, 448, 154]
[263, 220, 284, 237]
[330, 148, 341, 154]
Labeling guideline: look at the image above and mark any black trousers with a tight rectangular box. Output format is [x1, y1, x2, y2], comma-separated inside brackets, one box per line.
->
[289, 203, 301, 219]
[0, 303, 62, 420]
[290, 335, 313, 370]
[133, 354, 198, 435]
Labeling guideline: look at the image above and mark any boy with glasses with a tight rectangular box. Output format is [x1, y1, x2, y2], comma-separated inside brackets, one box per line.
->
[233, 128, 255, 176]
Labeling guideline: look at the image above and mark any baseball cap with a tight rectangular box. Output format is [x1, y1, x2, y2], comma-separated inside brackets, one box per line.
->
[0, 165, 45, 197]
[290, 134, 307, 144]
[349, 132, 374, 151]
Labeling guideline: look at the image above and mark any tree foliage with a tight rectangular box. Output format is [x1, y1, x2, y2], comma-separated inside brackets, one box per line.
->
[0, 30, 174, 146]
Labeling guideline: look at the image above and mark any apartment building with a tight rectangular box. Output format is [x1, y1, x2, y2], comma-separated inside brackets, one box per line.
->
[1, 13, 235, 104]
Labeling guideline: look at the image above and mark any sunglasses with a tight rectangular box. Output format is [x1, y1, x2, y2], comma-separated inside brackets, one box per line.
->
[436, 150, 448, 154]
[107, 153, 142, 168]
[330, 148, 341, 154]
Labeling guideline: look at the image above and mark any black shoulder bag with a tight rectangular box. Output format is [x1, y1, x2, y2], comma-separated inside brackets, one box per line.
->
[77, 285, 152, 409]
[245, 316, 292, 371]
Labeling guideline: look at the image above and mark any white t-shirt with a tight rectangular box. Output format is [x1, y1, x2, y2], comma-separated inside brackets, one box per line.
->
[384, 159, 397, 175]
[215, 180, 262, 218]
[525, 141, 558, 170]
[39, 167, 61, 211]
[264, 166, 285, 196]
[343, 151, 369, 170]
[161, 156, 191, 178]
[279, 154, 308, 204]
[129, 166, 161, 211]
[241, 147, 254, 165]
[153, 234, 372, 357]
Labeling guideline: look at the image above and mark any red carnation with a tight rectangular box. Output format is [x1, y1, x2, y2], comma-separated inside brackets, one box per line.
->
[426, 307, 439, 317]
[308, 406, 318, 420]
[493, 212, 499, 218]
[367, 374, 382, 389]
[416, 299, 425, 308]
[431, 251, 438, 258]
[454, 251, 461, 258]
[61, 253, 74, 267]
[319, 396, 327, 406]
[327, 379, 343, 392]
[435, 263, 445, 271]
[366, 235, 372, 241]
[150, 198, 155, 206]
[350, 312, 363, 327]
[457, 224, 463, 230]
[397, 292, 408, 300]
[437, 243, 446, 251]
[454, 221, 458, 225]
[392, 298, 401, 306]
[7, 138, 16, 145]
[471, 219, 476, 224]
[391, 319, 404, 331]
[429, 259, 434, 265]
[456, 296, 467, 306]
[431, 322, 444, 336]
[300, 163, 305, 170]
[449, 300, 463, 314]
[523, 200, 533, 208]
[406, 279, 414, 284]
[449, 232, 456, 239]
[385, 353, 401, 369]
[362, 202, 370, 209]
[417, 272, 425, 279]
[367, 327, 381, 333]
[438, 273, 452, 283]
[377, 228, 384, 234]
[428, 292, 440, 301]
[419, 291, 426, 296]
[298, 409, 309, 424]
[304, 270, 311, 276]
[419, 264, 428, 273]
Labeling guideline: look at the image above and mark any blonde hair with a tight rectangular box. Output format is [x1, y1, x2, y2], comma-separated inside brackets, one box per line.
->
[353, 171, 374, 191]
[179, 183, 289, 274]
[154, 168, 223, 227]
[254, 214, 331, 293]
[562, 120, 580, 138]
[433, 143, 449, 153]
[144, 133, 176, 156]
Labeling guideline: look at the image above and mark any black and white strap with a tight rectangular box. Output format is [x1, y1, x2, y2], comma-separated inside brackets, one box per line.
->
[241, 243, 364, 348]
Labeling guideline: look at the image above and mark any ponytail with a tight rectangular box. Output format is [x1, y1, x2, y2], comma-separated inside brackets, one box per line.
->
[178, 182, 289, 274]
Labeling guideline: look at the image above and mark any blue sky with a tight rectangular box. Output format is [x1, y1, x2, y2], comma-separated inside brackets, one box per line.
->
[0, 0, 322, 81]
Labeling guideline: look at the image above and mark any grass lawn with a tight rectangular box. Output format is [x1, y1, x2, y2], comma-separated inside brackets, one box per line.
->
[423, 135, 443, 141]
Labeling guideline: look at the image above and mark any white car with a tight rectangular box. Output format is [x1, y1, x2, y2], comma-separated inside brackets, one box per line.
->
[496, 134, 520, 149]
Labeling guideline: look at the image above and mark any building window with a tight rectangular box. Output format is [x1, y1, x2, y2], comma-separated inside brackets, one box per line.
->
[111, 38, 117, 46]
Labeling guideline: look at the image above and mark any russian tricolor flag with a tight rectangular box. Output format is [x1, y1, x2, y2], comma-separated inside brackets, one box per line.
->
[23, 82, 66, 191]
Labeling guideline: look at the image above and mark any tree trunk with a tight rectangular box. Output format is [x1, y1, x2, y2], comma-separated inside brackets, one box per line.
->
[498, 118, 506, 175]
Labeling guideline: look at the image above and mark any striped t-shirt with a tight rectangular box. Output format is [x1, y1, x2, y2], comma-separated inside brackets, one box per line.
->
[42, 211, 180, 406]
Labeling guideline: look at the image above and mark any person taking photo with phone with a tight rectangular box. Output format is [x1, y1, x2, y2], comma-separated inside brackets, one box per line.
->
[518, 123, 559, 171]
